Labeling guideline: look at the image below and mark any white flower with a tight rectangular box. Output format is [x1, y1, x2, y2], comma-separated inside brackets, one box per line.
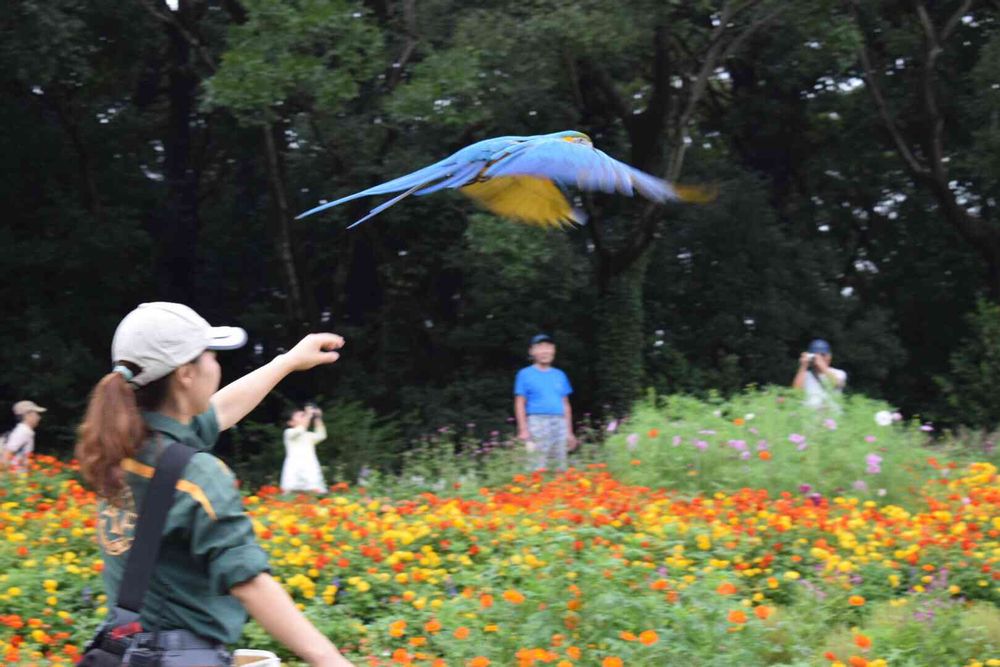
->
[745, 413, 755, 421]
[874, 410, 893, 427]
[712, 409, 722, 417]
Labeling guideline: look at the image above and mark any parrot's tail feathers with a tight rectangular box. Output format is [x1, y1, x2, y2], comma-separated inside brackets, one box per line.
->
[296, 160, 459, 220]
[673, 183, 718, 204]
[296, 190, 372, 220]
[413, 163, 483, 195]
[345, 181, 434, 229]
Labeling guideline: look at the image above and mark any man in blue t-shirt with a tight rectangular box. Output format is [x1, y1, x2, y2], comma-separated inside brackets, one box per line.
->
[514, 334, 576, 471]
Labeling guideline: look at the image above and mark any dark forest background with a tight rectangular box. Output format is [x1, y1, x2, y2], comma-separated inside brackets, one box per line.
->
[4, 0, 1000, 472]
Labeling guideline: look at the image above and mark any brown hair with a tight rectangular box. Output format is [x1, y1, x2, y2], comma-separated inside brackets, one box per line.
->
[75, 362, 170, 503]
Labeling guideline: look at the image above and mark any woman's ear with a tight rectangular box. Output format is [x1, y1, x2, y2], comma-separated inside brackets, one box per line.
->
[172, 362, 197, 388]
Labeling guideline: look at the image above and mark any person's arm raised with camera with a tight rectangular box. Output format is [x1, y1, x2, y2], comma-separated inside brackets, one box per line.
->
[792, 351, 811, 390]
[810, 352, 844, 388]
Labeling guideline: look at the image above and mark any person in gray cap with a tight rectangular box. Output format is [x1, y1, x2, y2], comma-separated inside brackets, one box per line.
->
[792, 338, 847, 409]
[2, 400, 47, 473]
[75, 302, 355, 667]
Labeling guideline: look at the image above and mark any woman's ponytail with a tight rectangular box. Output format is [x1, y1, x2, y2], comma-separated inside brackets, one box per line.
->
[75, 370, 145, 503]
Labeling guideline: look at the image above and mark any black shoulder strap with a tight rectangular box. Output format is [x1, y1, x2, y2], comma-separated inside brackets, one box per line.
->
[116, 442, 196, 612]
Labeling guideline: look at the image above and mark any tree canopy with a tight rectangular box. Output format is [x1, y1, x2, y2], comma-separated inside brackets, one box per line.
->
[3, 0, 999, 457]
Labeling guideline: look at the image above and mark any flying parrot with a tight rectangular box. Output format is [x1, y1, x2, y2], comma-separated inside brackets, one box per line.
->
[296, 130, 713, 229]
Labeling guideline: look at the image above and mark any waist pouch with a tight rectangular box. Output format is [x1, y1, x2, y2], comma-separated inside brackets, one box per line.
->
[79, 612, 229, 667]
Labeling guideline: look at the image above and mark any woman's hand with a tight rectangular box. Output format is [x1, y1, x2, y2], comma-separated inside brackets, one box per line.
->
[282, 334, 345, 372]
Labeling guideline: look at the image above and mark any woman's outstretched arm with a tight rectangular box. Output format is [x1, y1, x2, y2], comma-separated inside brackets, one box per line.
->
[212, 334, 344, 431]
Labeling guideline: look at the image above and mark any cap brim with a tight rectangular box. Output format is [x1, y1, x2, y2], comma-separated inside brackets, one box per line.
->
[207, 326, 248, 351]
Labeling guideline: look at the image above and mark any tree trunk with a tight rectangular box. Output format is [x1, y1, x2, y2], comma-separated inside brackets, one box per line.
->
[158, 3, 200, 304]
[595, 250, 651, 414]
[262, 122, 311, 330]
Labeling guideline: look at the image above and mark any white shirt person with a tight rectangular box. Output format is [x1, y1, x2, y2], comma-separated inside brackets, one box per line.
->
[792, 339, 847, 410]
[280, 405, 328, 493]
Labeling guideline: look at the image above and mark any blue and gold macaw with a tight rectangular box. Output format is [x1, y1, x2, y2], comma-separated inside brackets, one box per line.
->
[296, 130, 712, 229]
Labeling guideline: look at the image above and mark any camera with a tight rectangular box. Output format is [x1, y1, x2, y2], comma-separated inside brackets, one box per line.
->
[805, 353, 815, 362]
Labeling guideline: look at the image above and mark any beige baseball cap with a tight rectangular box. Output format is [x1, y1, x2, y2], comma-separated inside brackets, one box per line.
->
[111, 302, 247, 387]
[13, 400, 47, 416]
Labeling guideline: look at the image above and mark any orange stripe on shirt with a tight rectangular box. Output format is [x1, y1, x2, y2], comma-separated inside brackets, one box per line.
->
[121, 457, 217, 520]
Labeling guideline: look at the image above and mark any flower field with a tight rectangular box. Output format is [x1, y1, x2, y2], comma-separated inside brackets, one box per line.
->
[1, 445, 999, 666]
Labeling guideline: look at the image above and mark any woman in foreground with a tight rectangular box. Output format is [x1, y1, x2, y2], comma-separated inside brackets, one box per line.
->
[75, 301, 355, 667]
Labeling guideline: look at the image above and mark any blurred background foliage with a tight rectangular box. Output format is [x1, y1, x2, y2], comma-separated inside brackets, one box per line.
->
[3, 0, 999, 482]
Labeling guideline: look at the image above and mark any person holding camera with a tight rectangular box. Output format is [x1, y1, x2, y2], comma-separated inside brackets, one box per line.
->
[280, 403, 328, 494]
[792, 339, 847, 409]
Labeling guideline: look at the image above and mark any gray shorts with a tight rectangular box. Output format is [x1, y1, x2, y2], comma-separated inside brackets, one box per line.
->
[527, 414, 568, 472]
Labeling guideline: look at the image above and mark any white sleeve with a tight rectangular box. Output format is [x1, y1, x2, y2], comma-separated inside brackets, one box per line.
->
[309, 421, 327, 445]
[832, 368, 847, 388]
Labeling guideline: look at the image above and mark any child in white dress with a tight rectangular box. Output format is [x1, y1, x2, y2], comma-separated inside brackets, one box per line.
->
[280, 404, 328, 493]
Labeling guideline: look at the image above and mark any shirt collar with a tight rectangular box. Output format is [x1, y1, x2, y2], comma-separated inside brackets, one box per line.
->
[142, 411, 206, 448]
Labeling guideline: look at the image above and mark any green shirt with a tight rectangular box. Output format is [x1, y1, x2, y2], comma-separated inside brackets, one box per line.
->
[97, 407, 270, 644]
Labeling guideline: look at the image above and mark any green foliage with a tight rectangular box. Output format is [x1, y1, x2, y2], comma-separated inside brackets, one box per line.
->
[4, 0, 1000, 465]
[940, 299, 1000, 430]
[603, 386, 940, 508]
[204, 0, 383, 124]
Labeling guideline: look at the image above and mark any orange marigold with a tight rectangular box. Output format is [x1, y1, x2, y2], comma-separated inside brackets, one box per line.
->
[716, 582, 737, 595]
[759, 451, 772, 461]
[468, 658, 491, 667]
[453, 627, 470, 640]
[389, 620, 407, 637]
[503, 590, 526, 604]
[727, 610, 748, 624]
[602, 658, 624, 667]
[638, 630, 658, 646]
[618, 631, 637, 641]
[848, 595, 866, 607]
[848, 657, 868, 667]
[424, 619, 442, 634]
[647, 429, 660, 438]
[566, 646, 582, 660]
[854, 634, 872, 650]
[480, 594, 494, 608]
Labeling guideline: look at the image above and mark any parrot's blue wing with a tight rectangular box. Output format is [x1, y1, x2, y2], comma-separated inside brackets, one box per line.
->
[483, 138, 680, 202]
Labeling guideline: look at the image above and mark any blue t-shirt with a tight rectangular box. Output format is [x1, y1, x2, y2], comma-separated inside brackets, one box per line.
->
[514, 366, 573, 415]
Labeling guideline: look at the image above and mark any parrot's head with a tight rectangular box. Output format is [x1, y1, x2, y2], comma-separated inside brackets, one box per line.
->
[551, 130, 592, 146]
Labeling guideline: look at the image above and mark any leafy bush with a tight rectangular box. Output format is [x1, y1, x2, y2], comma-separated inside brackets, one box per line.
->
[603, 386, 942, 508]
